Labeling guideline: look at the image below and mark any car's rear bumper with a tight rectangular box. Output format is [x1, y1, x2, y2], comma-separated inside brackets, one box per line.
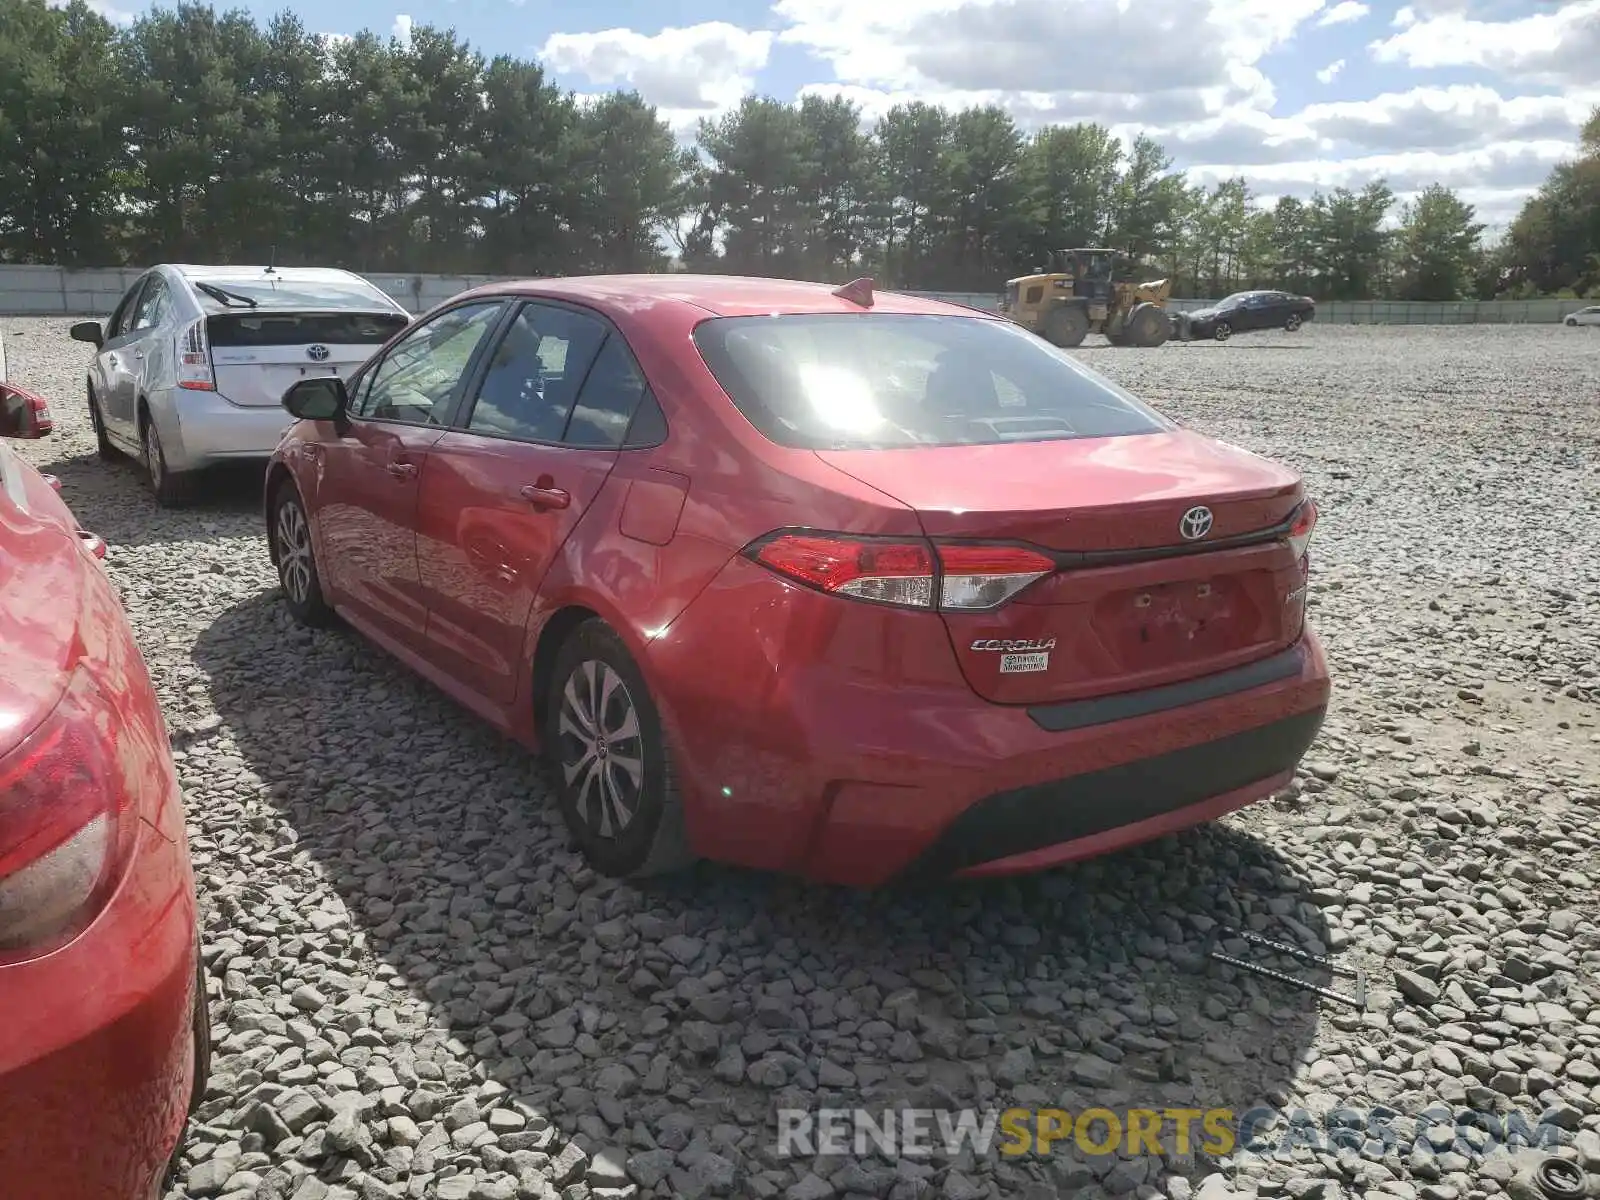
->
[0, 819, 199, 1199]
[149, 386, 295, 472]
[647, 559, 1332, 887]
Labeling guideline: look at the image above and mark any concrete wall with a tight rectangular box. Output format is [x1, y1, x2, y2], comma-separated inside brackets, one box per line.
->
[0, 264, 1592, 325]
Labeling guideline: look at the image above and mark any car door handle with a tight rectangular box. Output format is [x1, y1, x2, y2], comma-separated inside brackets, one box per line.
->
[519, 484, 570, 510]
[387, 461, 417, 480]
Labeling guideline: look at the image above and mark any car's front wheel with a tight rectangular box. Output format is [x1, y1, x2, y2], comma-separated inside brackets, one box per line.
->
[269, 480, 336, 627]
[1213, 321, 1233, 341]
[1567, 317, 1579, 327]
[88, 384, 117, 461]
[1285, 313, 1303, 332]
[546, 619, 695, 879]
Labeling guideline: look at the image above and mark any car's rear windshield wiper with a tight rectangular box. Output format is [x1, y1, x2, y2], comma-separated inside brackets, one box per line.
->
[195, 281, 260, 308]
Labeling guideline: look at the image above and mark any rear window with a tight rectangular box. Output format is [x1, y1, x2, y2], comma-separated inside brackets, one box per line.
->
[190, 278, 396, 311]
[691, 313, 1171, 450]
[207, 312, 410, 347]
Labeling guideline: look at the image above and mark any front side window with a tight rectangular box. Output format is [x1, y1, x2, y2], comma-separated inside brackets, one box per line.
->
[352, 301, 503, 425]
[693, 312, 1172, 451]
[464, 303, 608, 443]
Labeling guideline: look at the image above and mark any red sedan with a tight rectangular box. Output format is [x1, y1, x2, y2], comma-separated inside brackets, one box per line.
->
[265, 275, 1330, 888]
[0, 382, 209, 1197]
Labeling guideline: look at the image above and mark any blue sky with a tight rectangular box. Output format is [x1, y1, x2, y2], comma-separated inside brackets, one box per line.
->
[72, 0, 1600, 227]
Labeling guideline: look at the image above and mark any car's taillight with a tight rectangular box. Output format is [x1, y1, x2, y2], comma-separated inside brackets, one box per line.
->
[752, 533, 936, 608]
[1287, 498, 1318, 563]
[746, 532, 1057, 611]
[177, 318, 215, 391]
[0, 668, 135, 962]
[936, 543, 1057, 609]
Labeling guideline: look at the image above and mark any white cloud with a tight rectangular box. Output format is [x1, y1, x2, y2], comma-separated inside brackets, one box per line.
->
[539, 22, 773, 124]
[392, 14, 413, 50]
[46, 0, 133, 23]
[539, 0, 1599, 228]
[1318, 1, 1370, 24]
[1370, 0, 1600, 86]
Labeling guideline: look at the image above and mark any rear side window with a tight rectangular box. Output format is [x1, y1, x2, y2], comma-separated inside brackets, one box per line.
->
[465, 303, 608, 443]
[692, 313, 1171, 450]
[564, 336, 651, 449]
[207, 312, 409, 347]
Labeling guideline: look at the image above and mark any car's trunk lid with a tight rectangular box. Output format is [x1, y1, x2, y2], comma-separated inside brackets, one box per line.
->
[818, 431, 1310, 705]
[208, 309, 409, 408]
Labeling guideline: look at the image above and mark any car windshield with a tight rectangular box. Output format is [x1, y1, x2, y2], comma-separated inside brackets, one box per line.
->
[1218, 292, 1254, 306]
[188, 278, 394, 312]
[692, 313, 1172, 450]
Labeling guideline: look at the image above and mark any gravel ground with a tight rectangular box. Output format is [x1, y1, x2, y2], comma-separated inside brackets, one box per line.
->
[4, 318, 1600, 1200]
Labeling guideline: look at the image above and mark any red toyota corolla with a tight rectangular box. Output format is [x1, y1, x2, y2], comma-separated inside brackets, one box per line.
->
[265, 275, 1330, 887]
[0, 380, 208, 1197]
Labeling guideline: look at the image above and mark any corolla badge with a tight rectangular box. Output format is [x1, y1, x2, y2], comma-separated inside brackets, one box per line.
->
[970, 638, 1057, 652]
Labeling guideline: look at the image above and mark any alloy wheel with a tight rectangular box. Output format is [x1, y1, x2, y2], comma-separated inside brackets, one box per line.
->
[275, 499, 313, 606]
[557, 659, 646, 840]
[145, 421, 164, 489]
[1286, 313, 1303, 332]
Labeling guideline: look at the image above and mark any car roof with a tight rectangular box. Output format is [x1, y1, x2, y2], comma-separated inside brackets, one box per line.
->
[167, 265, 373, 286]
[457, 274, 1000, 320]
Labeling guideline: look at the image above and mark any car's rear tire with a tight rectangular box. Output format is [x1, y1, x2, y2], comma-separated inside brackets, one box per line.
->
[546, 619, 695, 879]
[141, 412, 195, 507]
[1213, 321, 1233, 342]
[1285, 313, 1303, 332]
[88, 384, 117, 461]
[270, 479, 337, 628]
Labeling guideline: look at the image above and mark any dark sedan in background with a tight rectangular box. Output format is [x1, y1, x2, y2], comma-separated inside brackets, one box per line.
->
[1178, 291, 1316, 341]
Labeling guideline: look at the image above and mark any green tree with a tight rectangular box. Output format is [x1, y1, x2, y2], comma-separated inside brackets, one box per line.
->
[0, 0, 130, 264]
[874, 102, 953, 287]
[1394, 184, 1484, 300]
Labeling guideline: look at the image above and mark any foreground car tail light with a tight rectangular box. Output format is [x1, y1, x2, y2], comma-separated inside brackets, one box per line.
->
[1287, 498, 1318, 562]
[0, 668, 135, 962]
[746, 532, 1056, 611]
[177, 318, 216, 391]
[751, 533, 936, 608]
[936, 544, 1057, 610]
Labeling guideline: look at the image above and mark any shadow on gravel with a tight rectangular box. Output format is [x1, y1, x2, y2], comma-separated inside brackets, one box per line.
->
[186, 584, 1338, 1197]
[28, 443, 265, 546]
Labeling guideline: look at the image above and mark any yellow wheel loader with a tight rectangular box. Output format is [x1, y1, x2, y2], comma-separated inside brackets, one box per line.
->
[999, 248, 1174, 348]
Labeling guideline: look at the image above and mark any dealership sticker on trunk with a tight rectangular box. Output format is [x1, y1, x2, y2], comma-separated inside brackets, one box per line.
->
[1000, 652, 1049, 674]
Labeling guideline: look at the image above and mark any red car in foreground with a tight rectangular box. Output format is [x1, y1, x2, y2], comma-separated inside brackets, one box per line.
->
[265, 275, 1330, 887]
[0, 379, 208, 1198]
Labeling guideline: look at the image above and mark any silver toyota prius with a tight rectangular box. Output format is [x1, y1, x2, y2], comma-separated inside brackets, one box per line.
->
[71, 264, 413, 505]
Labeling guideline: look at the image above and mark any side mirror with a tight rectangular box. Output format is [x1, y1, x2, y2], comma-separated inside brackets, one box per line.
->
[0, 384, 54, 439]
[282, 376, 348, 423]
[70, 320, 105, 347]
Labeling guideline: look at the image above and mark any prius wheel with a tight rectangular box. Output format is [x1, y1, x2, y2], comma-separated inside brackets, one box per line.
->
[1285, 313, 1303, 332]
[141, 413, 194, 507]
[547, 619, 694, 878]
[88, 385, 117, 461]
[1213, 321, 1233, 342]
[270, 481, 336, 627]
